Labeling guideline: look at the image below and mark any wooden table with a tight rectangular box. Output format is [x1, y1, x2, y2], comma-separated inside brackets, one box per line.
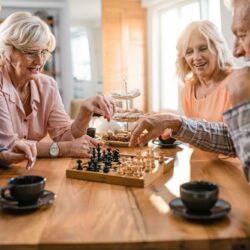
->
[1, 143, 250, 250]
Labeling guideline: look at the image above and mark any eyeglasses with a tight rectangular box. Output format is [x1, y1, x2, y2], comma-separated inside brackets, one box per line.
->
[18, 49, 52, 61]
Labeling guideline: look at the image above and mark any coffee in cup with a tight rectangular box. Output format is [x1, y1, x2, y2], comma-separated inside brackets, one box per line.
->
[1, 175, 46, 205]
[158, 136, 176, 145]
[180, 181, 219, 214]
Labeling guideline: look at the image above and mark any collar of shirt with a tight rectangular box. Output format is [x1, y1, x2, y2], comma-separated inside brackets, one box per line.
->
[1, 67, 40, 110]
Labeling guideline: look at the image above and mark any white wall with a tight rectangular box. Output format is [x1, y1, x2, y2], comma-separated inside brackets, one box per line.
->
[69, 0, 102, 100]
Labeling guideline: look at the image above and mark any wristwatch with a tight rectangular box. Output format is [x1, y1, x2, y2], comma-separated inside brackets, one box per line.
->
[49, 142, 60, 158]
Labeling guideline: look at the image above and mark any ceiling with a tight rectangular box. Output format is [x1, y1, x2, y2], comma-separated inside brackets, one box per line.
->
[69, 0, 101, 24]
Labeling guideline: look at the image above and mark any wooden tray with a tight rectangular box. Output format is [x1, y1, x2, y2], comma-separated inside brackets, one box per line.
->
[111, 92, 141, 100]
[112, 117, 139, 122]
[66, 155, 174, 188]
[104, 140, 129, 147]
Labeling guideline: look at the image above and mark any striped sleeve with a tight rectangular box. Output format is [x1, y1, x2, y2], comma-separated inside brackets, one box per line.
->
[224, 101, 250, 181]
[174, 117, 236, 156]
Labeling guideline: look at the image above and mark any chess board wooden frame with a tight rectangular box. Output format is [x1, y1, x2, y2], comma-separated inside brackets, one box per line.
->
[66, 155, 174, 188]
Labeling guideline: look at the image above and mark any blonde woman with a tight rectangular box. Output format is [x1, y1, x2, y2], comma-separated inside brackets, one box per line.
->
[0, 12, 115, 158]
[176, 20, 234, 122]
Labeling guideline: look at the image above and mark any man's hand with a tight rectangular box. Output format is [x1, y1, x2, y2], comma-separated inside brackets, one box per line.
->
[224, 67, 250, 106]
[129, 113, 182, 147]
[0, 140, 37, 170]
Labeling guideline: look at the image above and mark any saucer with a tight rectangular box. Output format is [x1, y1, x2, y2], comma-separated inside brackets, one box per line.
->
[169, 198, 231, 220]
[152, 139, 181, 148]
[0, 190, 56, 211]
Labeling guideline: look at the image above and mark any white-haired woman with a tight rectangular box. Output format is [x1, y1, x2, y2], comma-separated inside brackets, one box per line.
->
[176, 20, 234, 122]
[0, 12, 115, 159]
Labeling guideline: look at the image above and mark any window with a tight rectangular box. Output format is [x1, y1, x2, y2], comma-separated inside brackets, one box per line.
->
[148, 0, 221, 113]
[71, 28, 91, 81]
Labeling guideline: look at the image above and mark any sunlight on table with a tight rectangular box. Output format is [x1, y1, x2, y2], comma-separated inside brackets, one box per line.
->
[165, 144, 193, 197]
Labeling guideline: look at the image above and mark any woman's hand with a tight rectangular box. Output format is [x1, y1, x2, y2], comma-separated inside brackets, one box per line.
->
[60, 135, 104, 158]
[0, 140, 37, 170]
[80, 95, 116, 122]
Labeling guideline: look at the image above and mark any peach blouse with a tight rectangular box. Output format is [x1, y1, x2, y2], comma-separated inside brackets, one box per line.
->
[181, 82, 232, 122]
[0, 67, 74, 147]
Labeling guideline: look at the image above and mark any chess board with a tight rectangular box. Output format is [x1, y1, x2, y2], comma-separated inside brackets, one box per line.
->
[66, 148, 174, 187]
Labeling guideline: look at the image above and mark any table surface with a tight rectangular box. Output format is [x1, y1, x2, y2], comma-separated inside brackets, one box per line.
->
[0, 143, 250, 250]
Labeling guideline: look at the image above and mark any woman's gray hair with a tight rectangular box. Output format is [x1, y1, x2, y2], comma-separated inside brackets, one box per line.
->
[176, 20, 234, 85]
[0, 11, 56, 64]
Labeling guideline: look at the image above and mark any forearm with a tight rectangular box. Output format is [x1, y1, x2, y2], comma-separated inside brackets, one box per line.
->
[224, 102, 250, 181]
[71, 107, 92, 138]
[174, 117, 236, 156]
[36, 141, 70, 158]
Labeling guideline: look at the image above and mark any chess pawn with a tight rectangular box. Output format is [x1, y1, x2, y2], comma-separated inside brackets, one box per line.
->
[76, 159, 83, 170]
[145, 159, 151, 172]
[141, 159, 146, 170]
[138, 166, 143, 177]
[113, 163, 118, 171]
[132, 157, 137, 168]
[133, 165, 139, 176]
[117, 163, 123, 174]
[129, 167, 134, 175]
[119, 159, 126, 175]
[150, 157, 155, 169]
[122, 166, 128, 175]
[150, 149, 155, 158]
[136, 151, 142, 161]
[159, 153, 164, 164]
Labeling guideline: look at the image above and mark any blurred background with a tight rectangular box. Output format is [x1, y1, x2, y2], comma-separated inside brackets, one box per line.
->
[0, 0, 242, 116]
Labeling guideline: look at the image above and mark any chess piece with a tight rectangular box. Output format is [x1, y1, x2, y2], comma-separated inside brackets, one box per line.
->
[102, 150, 106, 161]
[103, 161, 110, 173]
[87, 127, 96, 138]
[159, 153, 164, 164]
[92, 148, 96, 159]
[76, 159, 83, 170]
[112, 149, 120, 162]
[145, 158, 151, 172]
[97, 144, 102, 162]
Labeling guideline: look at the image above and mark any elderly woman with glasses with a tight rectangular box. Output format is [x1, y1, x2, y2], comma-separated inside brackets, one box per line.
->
[0, 12, 116, 160]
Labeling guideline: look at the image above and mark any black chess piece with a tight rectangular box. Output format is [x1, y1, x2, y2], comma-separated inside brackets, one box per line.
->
[87, 160, 96, 171]
[102, 150, 106, 161]
[92, 148, 96, 159]
[112, 149, 120, 162]
[97, 144, 101, 152]
[76, 160, 83, 170]
[97, 144, 102, 162]
[107, 148, 112, 160]
[103, 161, 110, 173]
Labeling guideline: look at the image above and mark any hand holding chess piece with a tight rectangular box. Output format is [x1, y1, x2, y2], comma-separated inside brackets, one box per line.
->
[79, 94, 116, 122]
[71, 94, 117, 139]
[129, 113, 182, 147]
